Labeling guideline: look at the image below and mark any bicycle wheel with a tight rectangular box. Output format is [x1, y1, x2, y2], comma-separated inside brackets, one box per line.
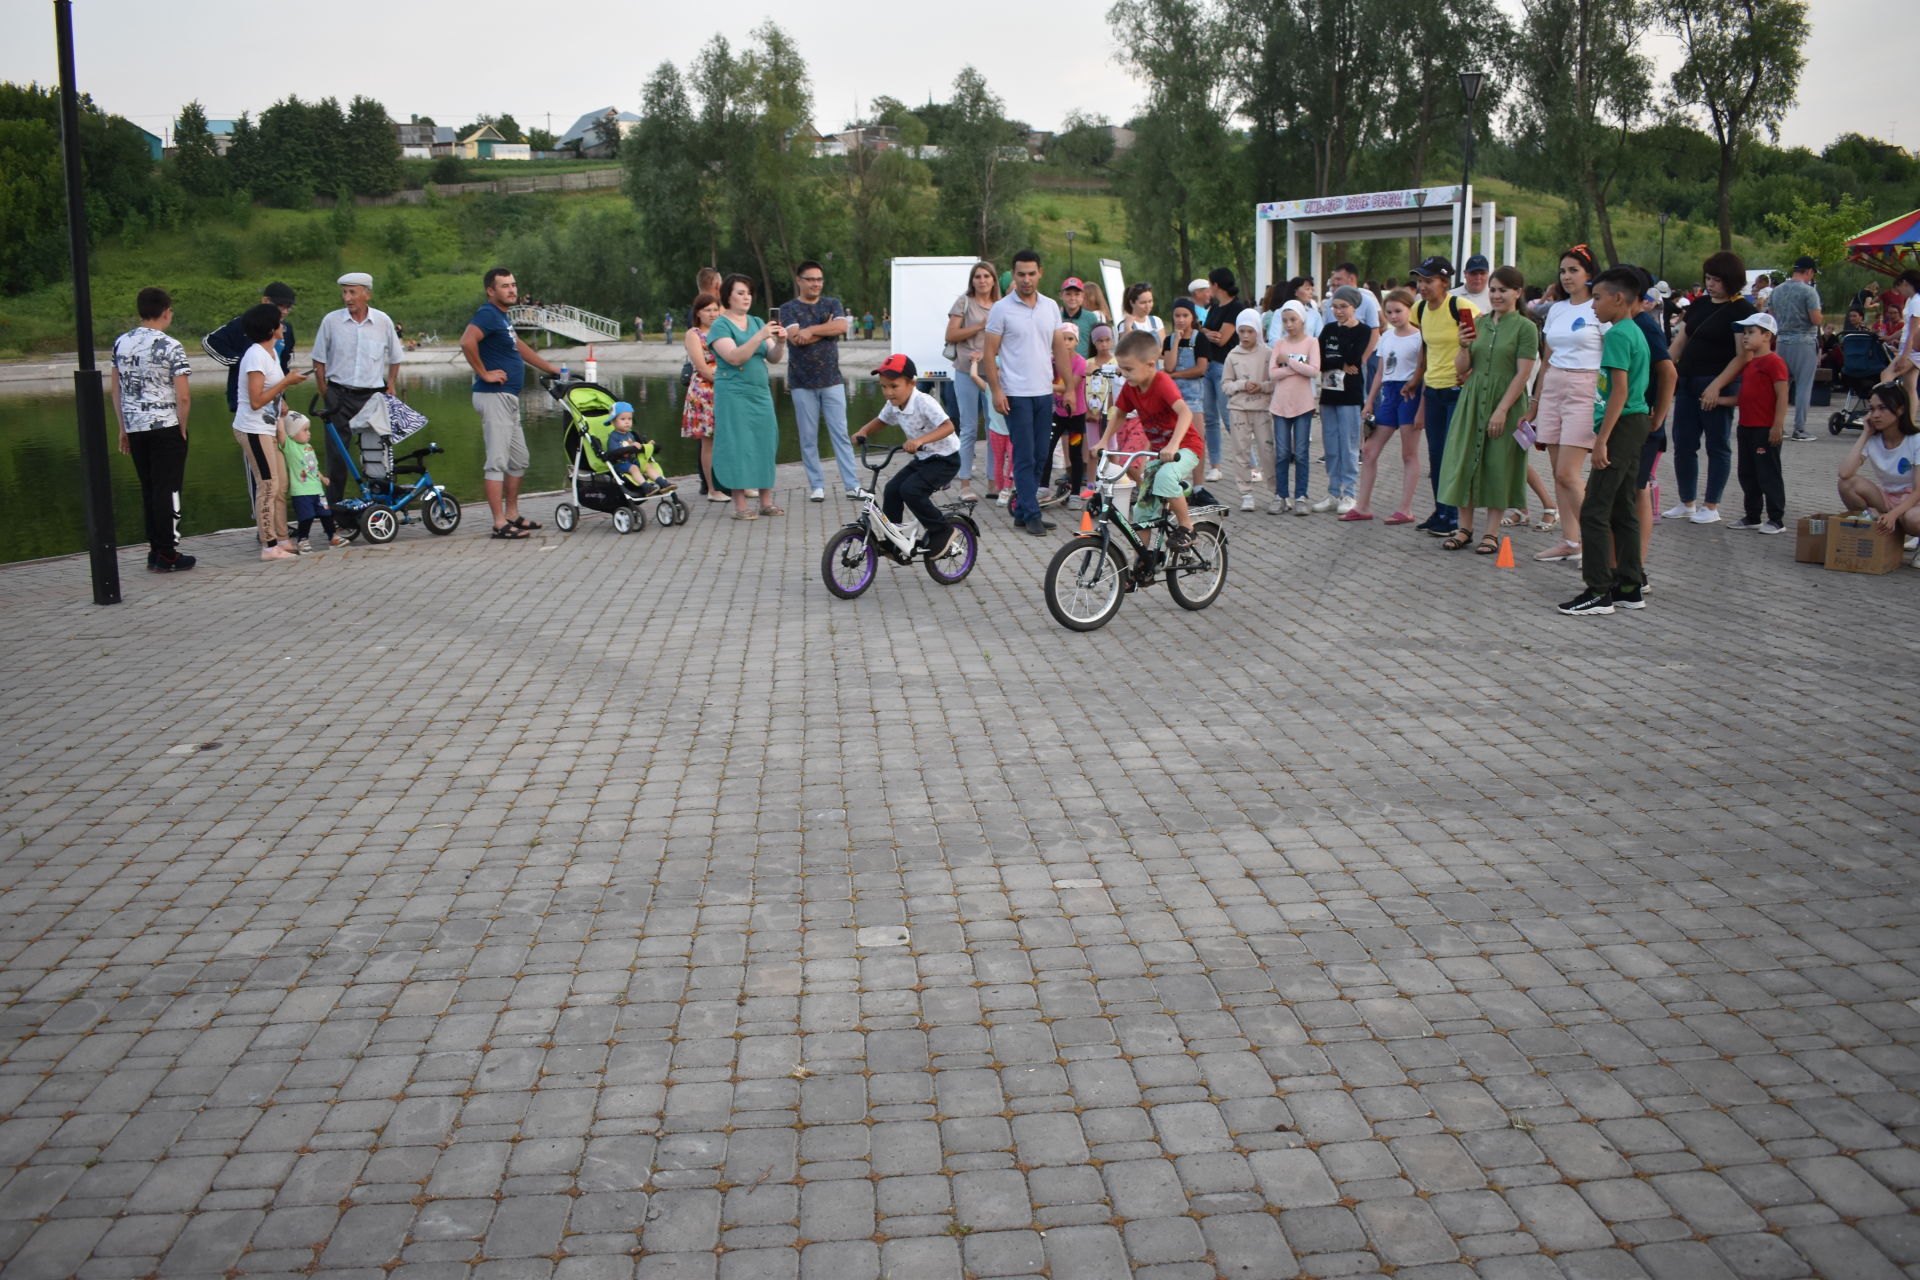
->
[1166, 522, 1227, 610]
[821, 527, 879, 598]
[421, 491, 461, 535]
[1045, 536, 1127, 631]
[924, 517, 979, 586]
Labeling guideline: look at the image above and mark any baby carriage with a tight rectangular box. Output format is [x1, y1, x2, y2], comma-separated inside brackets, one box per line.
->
[1830, 332, 1893, 434]
[544, 375, 689, 534]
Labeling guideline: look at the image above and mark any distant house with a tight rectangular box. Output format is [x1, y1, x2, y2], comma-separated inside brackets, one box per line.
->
[431, 126, 457, 158]
[1024, 130, 1054, 158]
[132, 125, 163, 162]
[559, 107, 640, 158]
[394, 121, 434, 159]
[206, 119, 237, 156]
[831, 125, 900, 154]
[458, 124, 529, 160]
[1103, 125, 1136, 154]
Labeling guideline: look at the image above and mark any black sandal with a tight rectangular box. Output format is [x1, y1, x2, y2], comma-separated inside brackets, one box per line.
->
[506, 516, 543, 531]
[1440, 529, 1473, 550]
[1474, 533, 1501, 555]
[491, 524, 529, 540]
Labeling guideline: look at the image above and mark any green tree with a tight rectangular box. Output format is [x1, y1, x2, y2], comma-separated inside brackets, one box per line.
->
[526, 127, 557, 152]
[225, 111, 263, 196]
[841, 140, 935, 311]
[1049, 111, 1114, 172]
[626, 61, 711, 297]
[1660, 0, 1811, 250]
[1765, 193, 1874, 293]
[344, 95, 401, 196]
[1508, 0, 1652, 263]
[935, 67, 1027, 259]
[491, 113, 526, 144]
[172, 100, 226, 196]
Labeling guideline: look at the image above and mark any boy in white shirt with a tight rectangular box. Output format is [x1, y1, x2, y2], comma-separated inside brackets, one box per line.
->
[853, 354, 962, 557]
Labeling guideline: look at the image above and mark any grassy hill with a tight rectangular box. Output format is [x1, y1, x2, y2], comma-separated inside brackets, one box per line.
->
[0, 177, 1797, 361]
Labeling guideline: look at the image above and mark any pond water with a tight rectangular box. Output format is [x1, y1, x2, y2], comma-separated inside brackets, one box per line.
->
[0, 369, 892, 564]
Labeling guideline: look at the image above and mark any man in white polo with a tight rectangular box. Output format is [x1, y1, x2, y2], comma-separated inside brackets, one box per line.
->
[310, 271, 404, 503]
[983, 249, 1075, 536]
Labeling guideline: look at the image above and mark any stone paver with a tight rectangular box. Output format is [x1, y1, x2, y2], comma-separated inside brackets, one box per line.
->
[1, 438, 1917, 1278]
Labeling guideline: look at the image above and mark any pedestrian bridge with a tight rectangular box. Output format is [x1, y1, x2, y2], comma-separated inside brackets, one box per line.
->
[508, 303, 623, 344]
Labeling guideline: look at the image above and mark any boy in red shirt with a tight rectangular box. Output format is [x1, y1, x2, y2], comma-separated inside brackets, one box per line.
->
[1097, 330, 1202, 546]
[1721, 313, 1789, 533]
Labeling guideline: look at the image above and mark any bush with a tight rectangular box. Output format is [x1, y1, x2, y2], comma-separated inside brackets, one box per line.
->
[381, 217, 413, 255]
[202, 232, 243, 280]
[431, 156, 467, 185]
[330, 189, 357, 244]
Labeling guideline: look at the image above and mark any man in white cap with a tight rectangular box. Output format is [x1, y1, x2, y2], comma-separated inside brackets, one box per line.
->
[311, 271, 404, 502]
[1188, 278, 1212, 327]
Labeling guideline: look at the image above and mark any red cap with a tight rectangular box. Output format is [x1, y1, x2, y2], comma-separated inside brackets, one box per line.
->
[872, 353, 917, 378]
[1061, 277, 1085, 291]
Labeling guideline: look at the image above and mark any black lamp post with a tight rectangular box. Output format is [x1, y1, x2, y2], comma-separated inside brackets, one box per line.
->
[54, 0, 120, 605]
[1066, 229, 1077, 276]
[1658, 211, 1671, 283]
[1459, 70, 1485, 269]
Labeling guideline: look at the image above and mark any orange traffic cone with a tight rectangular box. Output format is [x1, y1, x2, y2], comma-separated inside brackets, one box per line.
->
[1078, 507, 1094, 534]
[1495, 536, 1516, 567]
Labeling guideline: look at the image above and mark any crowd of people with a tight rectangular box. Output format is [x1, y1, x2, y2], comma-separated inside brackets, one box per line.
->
[107, 246, 1920, 604]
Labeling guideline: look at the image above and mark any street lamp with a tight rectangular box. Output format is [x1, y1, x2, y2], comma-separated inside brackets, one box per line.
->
[1066, 229, 1077, 276]
[1658, 211, 1671, 284]
[1459, 70, 1485, 269]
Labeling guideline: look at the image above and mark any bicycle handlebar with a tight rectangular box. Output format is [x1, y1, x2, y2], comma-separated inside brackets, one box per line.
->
[858, 443, 905, 471]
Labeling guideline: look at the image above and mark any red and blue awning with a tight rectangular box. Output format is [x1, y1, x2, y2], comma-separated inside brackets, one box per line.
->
[1846, 209, 1920, 277]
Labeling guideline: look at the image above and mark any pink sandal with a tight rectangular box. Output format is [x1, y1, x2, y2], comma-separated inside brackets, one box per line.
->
[1384, 511, 1415, 525]
[1339, 510, 1374, 521]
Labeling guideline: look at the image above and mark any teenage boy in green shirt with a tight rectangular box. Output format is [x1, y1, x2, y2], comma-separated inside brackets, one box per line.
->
[1561, 268, 1653, 617]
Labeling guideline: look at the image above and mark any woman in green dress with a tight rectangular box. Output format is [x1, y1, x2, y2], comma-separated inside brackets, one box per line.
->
[709, 273, 788, 520]
[1438, 264, 1539, 553]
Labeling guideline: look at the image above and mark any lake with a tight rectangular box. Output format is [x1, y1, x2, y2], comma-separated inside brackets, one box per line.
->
[0, 368, 893, 564]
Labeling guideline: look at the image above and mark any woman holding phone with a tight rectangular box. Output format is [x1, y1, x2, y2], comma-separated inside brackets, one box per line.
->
[709, 273, 787, 520]
[1529, 246, 1603, 561]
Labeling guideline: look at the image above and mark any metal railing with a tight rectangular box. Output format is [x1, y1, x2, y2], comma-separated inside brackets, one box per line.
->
[508, 304, 623, 342]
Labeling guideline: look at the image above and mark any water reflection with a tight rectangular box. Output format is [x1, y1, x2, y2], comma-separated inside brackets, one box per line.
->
[1, 370, 889, 564]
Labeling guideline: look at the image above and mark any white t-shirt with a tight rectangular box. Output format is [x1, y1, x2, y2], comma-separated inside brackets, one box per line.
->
[1375, 329, 1424, 384]
[1864, 431, 1920, 494]
[1451, 286, 1492, 313]
[1543, 299, 1608, 371]
[233, 343, 283, 435]
[879, 389, 958, 458]
[1901, 294, 1920, 356]
[984, 292, 1064, 397]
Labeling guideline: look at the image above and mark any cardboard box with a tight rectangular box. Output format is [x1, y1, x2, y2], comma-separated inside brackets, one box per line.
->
[1824, 515, 1905, 575]
[1795, 514, 1831, 564]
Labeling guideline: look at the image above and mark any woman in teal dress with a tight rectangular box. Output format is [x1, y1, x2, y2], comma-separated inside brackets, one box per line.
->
[1437, 264, 1540, 553]
[709, 273, 787, 519]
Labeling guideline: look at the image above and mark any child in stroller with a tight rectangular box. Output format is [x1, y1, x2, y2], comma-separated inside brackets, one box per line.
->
[1830, 330, 1895, 434]
[605, 402, 675, 497]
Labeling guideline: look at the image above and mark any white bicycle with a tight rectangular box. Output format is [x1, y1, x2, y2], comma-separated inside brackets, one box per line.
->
[820, 444, 982, 599]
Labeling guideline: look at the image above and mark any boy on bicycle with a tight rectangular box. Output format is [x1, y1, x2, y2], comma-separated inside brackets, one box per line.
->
[1096, 330, 1202, 551]
[852, 354, 962, 557]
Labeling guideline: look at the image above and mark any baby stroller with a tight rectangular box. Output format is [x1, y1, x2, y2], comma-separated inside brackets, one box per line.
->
[1830, 332, 1893, 434]
[544, 375, 689, 534]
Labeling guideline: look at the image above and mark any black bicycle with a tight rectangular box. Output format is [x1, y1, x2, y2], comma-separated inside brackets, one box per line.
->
[821, 444, 982, 599]
[1043, 449, 1229, 631]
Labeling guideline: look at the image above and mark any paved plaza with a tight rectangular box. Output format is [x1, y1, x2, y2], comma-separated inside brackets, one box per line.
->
[1, 434, 1917, 1280]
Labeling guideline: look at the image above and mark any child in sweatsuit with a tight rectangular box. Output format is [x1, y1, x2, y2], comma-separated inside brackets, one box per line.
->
[1221, 309, 1273, 512]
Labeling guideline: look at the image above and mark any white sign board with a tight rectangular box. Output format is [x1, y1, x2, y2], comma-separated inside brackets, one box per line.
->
[889, 256, 977, 381]
[1099, 258, 1126, 324]
[1257, 185, 1464, 221]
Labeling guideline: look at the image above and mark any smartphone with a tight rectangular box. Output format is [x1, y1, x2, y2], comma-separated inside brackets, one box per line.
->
[1460, 312, 1478, 341]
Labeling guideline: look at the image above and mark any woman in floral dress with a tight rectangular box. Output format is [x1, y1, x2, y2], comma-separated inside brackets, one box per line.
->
[682, 293, 724, 498]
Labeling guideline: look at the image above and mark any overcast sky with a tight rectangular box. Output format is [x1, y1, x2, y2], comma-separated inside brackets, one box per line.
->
[1, 0, 1902, 158]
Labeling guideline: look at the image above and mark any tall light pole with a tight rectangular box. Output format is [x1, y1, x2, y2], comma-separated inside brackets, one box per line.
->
[1459, 69, 1485, 271]
[1658, 211, 1671, 283]
[54, 0, 120, 605]
[1066, 229, 1077, 277]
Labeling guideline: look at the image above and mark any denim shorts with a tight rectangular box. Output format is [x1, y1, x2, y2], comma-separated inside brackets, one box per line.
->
[1375, 380, 1417, 428]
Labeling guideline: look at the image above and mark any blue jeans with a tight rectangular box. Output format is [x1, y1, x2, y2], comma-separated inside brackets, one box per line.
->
[1272, 413, 1313, 499]
[1202, 362, 1226, 461]
[792, 384, 858, 494]
[1005, 394, 1054, 522]
[1321, 403, 1361, 497]
[946, 377, 985, 481]
[1672, 375, 1735, 503]
[1422, 386, 1461, 526]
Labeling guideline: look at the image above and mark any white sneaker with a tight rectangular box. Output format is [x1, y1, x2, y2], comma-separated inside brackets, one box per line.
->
[1269, 498, 1287, 515]
[996, 492, 1010, 506]
[808, 487, 825, 503]
[1662, 502, 1694, 520]
[1250, 470, 1263, 483]
[1293, 500, 1311, 516]
[1240, 494, 1256, 512]
[1311, 495, 1337, 513]
[1336, 496, 1357, 514]
[1205, 467, 1222, 482]
[1757, 521, 1786, 535]
[1690, 506, 1722, 524]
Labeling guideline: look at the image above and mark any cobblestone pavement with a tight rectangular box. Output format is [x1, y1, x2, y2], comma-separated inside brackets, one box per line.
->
[1, 432, 1917, 1280]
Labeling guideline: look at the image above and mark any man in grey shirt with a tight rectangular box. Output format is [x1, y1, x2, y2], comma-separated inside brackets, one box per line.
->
[1769, 256, 1824, 441]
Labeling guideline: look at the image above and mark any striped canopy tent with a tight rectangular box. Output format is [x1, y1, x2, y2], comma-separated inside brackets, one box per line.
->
[1845, 209, 1920, 277]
